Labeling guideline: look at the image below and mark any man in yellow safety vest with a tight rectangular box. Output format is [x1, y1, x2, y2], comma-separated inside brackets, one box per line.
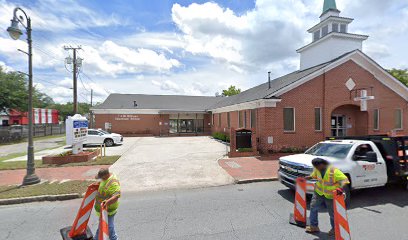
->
[305, 158, 350, 235]
[93, 168, 121, 240]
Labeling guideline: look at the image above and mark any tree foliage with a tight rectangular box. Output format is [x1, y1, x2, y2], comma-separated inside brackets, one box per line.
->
[222, 85, 241, 97]
[48, 102, 91, 121]
[0, 67, 54, 111]
[388, 68, 408, 86]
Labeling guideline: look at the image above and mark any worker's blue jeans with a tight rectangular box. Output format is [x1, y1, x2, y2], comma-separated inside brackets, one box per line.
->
[309, 192, 334, 229]
[95, 214, 118, 240]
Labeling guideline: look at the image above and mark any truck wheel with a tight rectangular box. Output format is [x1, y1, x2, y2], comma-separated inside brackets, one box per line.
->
[104, 138, 114, 147]
[344, 184, 351, 208]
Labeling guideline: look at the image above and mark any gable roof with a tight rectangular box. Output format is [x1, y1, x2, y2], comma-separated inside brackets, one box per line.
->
[93, 93, 223, 112]
[94, 50, 408, 113]
[209, 51, 355, 109]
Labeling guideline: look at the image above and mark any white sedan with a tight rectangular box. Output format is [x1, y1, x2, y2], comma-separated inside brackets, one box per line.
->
[84, 129, 123, 147]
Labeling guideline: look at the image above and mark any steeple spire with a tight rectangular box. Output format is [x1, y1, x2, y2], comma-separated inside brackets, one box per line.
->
[322, 0, 338, 14]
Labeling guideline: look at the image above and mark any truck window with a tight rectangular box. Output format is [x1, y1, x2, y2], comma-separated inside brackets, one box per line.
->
[353, 144, 374, 160]
[305, 143, 353, 159]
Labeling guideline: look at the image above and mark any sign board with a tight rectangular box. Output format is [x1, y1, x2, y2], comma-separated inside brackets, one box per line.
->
[66, 114, 88, 154]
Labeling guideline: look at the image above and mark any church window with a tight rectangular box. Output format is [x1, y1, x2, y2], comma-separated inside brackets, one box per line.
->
[322, 25, 329, 37]
[283, 108, 295, 132]
[332, 23, 339, 32]
[313, 30, 320, 41]
[340, 24, 347, 33]
[374, 109, 380, 130]
[315, 108, 322, 131]
[395, 109, 403, 129]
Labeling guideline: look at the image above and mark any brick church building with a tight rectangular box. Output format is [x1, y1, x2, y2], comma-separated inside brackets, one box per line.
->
[92, 0, 408, 153]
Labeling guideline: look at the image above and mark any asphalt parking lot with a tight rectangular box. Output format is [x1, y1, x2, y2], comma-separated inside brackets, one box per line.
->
[110, 136, 235, 192]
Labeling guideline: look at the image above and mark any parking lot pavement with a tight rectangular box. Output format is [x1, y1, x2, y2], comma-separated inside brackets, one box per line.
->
[3, 137, 141, 162]
[110, 136, 235, 192]
[1, 181, 407, 240]
[0, 136, 65, 157]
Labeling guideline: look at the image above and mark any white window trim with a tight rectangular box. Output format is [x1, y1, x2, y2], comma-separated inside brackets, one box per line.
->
[374, 109, 380, 131]
[315, 107, 322, 132]
[395, 108, 403, 130]
[283, 107, 296, 133]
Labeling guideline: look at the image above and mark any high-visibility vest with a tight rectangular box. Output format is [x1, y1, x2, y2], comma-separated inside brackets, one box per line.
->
[313, 166, 348, 199]
[95, 174, 121, 216]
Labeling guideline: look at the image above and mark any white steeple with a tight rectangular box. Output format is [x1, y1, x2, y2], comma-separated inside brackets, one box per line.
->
[297, 0, 368, 70]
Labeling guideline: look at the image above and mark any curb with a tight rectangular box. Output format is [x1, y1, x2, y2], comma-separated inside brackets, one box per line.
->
[0, 193, 80, 206]
[236, 177, 278, 184]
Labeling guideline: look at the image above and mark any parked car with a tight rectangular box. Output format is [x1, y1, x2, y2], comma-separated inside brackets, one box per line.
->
[84, 129, 123, 147]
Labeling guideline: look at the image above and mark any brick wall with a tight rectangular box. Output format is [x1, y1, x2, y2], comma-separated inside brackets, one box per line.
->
[95, 113, 213, 136]
[211, 60, 408, 153]
[256, 60, 408, 152]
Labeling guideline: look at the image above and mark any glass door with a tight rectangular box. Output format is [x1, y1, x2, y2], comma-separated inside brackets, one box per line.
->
[331, 115, 346, 137]
[179, 119, 195, 133]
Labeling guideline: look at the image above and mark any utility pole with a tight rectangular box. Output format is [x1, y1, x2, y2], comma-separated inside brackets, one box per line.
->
[64, 46, 82, 115]
[90, 89, 93, 107]
[90, 89, 93, 128]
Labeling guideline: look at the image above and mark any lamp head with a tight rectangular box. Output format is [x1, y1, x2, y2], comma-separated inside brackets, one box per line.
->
[7, 17, 22, 40]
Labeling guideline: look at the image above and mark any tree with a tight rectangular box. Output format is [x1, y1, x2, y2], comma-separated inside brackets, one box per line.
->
[49, 102, 91, 121]
[222, 85, 241, 97]
[0, 67, 27, 111]
[388, 68, 408, 87]
[0, 67, 54, 111]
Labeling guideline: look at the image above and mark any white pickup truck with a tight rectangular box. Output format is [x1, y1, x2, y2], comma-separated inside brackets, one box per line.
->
[278, 135, 408, 203]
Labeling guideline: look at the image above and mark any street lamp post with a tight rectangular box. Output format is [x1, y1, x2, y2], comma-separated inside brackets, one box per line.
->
[7, 7, 40, 185]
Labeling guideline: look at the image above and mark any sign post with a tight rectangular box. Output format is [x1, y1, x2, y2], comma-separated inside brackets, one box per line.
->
[66, 114, 88, 154]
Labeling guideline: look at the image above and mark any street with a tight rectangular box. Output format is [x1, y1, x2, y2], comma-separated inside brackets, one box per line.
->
[1, 181, 407, 240]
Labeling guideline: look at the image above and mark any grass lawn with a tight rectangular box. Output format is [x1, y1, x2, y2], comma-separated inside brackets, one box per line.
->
[0, 155, 121, 170]
[0, 180, 90, 199]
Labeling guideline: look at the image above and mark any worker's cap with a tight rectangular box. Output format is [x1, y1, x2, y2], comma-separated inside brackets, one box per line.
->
[95, 168, 110, 179]
[311, 158, 329, 167]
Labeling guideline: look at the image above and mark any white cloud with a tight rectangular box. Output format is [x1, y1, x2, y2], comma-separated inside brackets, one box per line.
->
[0, 0, 121, 32]
[0, 60, 13, 72]
[171, 1, 310, 72]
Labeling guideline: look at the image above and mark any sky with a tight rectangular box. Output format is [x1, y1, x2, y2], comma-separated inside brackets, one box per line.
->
[0, 0, 407, 104]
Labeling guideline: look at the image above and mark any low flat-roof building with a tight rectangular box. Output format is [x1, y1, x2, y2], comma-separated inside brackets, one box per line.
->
[92, 0, 408, 153]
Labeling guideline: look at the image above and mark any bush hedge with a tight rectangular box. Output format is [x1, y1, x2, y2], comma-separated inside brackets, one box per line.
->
[212, 132, 230, 142]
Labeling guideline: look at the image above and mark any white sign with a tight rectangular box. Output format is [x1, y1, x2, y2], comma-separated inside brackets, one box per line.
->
[66, 114, 88, 154]
[354, 89, 375, 111]
[268, 136, 274, 144]
[114, 114, 141, 121]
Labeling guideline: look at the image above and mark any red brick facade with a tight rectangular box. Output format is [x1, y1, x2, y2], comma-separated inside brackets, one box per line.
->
[211, 60, 408, 153]
[94, 113, 212, 136]
[94, 61, 407, 153]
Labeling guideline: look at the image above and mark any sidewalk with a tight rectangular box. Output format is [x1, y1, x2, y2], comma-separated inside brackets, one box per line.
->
[218, 157, 279, 183]
[0, 165, 106, 186]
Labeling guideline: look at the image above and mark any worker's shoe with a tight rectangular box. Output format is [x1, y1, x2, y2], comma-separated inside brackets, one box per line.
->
[328, 229, 335, 236]
[305, 226, 320, 233]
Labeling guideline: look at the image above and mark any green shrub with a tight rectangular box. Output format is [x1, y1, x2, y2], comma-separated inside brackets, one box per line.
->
[237, 148, 253, 152]
[280, 146, 307, 153]
[212, 132, 228, 142]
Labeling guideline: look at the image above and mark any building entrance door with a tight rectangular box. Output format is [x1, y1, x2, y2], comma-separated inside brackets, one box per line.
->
[331, 115, 346, 137]
[179, 119, 194, 133]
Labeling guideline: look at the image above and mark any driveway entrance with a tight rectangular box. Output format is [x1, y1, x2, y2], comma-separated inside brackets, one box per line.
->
[110, 136, 234, 192]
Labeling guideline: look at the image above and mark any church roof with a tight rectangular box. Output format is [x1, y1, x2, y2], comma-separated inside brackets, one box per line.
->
[322, 0, 339, 14]
[209, 51, 354, 110]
